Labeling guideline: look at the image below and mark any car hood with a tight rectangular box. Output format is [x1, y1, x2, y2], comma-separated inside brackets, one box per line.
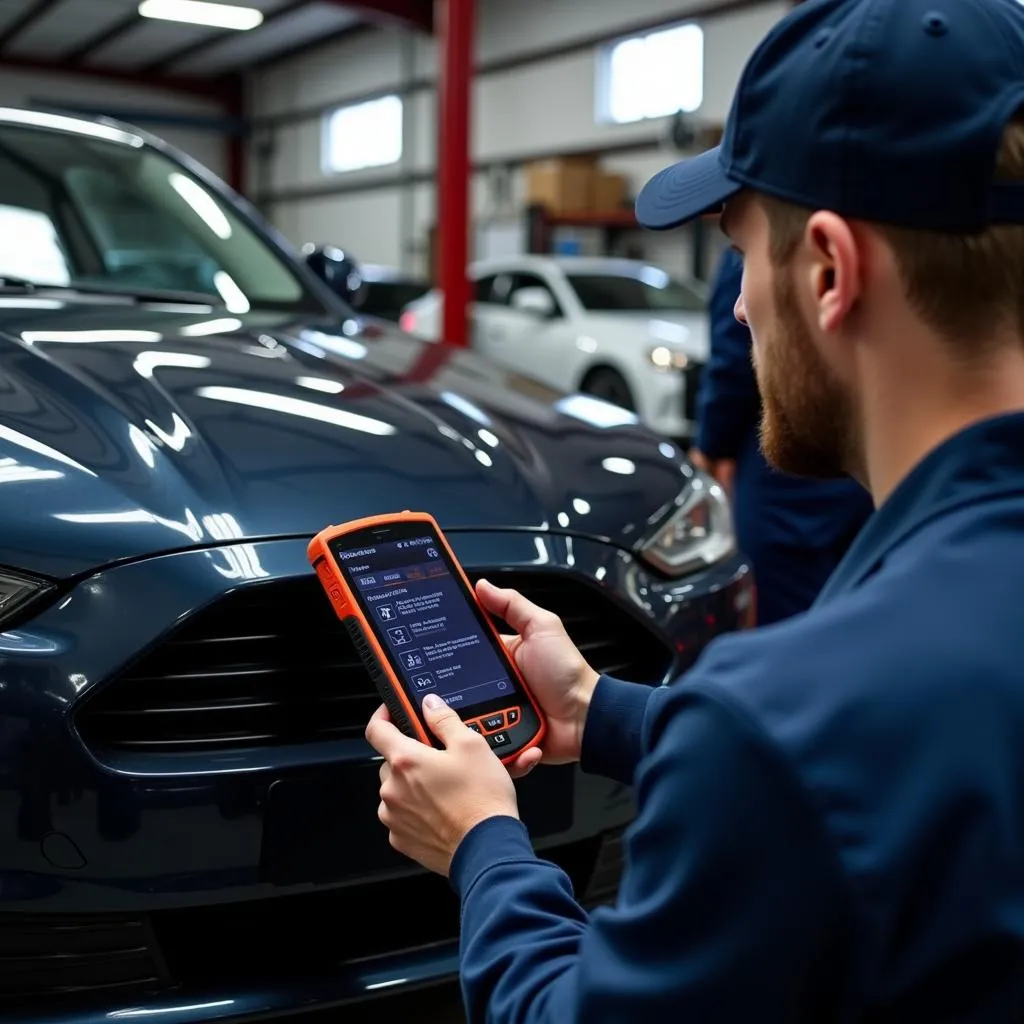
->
[0, 302, 690, 578]
[583, 312, 710, 361]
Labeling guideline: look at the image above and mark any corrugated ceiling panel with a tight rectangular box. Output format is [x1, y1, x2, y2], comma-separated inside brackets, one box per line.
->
[0, 0, 46, 37]
[174, 2, 360, 74]
[4, 0, 136, 57]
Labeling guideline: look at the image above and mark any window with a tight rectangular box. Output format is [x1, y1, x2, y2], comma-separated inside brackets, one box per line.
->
[490, 273, 517, 305]
[474, 275, 498, 302]
[567, 270, 708, 312]
[322, 94, 403, 174]
[509, 273, 563, 317]
[0, 124, 317, 311]
[598, 23, 704, 124]
[63, 155, 305, 308]
[0, 205, 69, 285]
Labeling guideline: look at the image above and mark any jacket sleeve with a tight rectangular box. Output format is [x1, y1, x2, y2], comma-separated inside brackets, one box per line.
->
[695, 248, 762, 460]
[578, 676, 671, 786]
[449, 684, 853, 1024]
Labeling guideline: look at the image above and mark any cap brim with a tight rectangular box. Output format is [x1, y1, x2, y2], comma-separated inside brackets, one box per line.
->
[635, 147, 741, 231]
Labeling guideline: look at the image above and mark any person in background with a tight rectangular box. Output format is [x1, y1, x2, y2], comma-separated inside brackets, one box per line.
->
[690, 246, 874, 623]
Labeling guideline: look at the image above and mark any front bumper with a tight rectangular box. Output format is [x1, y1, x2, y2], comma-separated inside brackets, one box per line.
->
[0, 530, 751, 1022]
[635, 362, 704, 440]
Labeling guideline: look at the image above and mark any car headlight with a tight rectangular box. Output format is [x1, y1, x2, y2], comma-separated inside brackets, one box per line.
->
[0, 568, 51, 626]
[639, 472, 736, 576]
[648, 345, 689, 371]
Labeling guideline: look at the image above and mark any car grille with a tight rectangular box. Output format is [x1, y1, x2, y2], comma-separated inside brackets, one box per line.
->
[75, 572, 672, 755]
[0, 912, 168, 1010]
[150, 827, 624, 987]
[683, 362, 704, 423]
[0, 828, 625, 1008]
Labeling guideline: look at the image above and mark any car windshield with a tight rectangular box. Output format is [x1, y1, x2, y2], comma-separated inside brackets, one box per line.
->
[567, 269, 707, 313]
[0, 117, 324, 313]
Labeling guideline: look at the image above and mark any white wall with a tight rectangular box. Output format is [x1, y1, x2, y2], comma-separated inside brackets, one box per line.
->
[0, 68, 229, 178]
[247, 0, 790, 278]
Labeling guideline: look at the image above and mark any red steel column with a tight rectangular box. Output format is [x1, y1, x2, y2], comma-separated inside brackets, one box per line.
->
[225, 75, 246, 197]
[436, 0, 475, 347]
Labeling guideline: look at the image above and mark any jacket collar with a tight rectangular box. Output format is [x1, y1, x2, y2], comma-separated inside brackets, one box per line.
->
[815, 412, 1024, 603]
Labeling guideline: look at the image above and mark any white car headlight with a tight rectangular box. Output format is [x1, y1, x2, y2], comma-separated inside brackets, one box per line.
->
[648, 345, 690, 371]
[639, 473, 736, 576]
[0, 568, 51, 626]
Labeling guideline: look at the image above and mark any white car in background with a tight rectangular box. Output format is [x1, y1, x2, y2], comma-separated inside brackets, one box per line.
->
[400, 256, 710, 439]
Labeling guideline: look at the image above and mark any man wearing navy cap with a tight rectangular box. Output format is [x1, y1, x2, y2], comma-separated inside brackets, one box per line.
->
[366, 0, 1024, 1019]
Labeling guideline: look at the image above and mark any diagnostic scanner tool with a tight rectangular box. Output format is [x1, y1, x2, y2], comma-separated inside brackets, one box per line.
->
[308, 511, 546, 765]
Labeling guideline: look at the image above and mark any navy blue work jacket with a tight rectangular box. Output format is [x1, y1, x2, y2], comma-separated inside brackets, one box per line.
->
[451, 411, 1024, 1023]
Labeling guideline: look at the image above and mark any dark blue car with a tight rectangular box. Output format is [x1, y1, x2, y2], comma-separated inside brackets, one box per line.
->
[0, 109, 753, 1022]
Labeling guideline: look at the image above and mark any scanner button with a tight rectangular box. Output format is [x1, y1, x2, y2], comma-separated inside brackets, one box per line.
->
[488, 731, 510, 748]
[506, 707, 520, 726]
[482, 714, 505, 732]
[467, 721, 483, 735]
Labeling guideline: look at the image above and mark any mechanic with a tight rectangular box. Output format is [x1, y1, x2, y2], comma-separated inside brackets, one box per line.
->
[690, 246, 874, 623]
[365, 0, 1024, 1020]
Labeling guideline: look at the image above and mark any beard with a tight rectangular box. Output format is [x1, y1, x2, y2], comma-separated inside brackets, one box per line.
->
[754, 267, 857, 478]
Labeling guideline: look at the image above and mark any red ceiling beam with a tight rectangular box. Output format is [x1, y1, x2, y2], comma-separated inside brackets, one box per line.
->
[322, 0, 434, 33]
[0, 54, 223, 102]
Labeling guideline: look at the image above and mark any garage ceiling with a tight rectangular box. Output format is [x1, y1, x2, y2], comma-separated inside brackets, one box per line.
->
[0, 0, 433, 84]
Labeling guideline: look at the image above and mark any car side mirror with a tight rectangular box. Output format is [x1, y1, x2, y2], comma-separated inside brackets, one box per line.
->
[301, 243, 365, 307]
[510, 287, 556, 318]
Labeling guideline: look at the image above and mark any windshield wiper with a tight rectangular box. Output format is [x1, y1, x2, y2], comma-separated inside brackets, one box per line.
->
[55, 281, 223, 306]
[0, 275, 38, 292]
[0, 278, 222, 306]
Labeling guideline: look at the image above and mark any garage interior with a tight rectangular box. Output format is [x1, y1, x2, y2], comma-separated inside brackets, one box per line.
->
[0, 1, 791, 1021]
[0, 0, 790, 339]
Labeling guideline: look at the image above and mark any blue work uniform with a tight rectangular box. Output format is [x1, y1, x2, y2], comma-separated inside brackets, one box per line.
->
[451, 411, 1024, 1022]
[697, 248, 874, 623]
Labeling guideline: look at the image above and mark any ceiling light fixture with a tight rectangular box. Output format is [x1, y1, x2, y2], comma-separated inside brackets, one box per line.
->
[138, 0, 264, 31]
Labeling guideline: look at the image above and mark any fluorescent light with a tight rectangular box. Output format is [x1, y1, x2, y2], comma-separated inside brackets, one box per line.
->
[138, 0, 264, 31]
[179, 317, 242, 336]
[212, 271, 250, 313]
[602, 457, 636, 475]
[20, 329, 163, 344]
[169, 172, 232, 239]
[295, 376, 345, 394]
[133, 351, 211, 378]
[196, 386, 397, 436]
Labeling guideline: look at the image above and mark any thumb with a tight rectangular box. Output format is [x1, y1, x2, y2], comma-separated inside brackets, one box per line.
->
[421, 693, 466, 746]
[476, 578, 546, 637]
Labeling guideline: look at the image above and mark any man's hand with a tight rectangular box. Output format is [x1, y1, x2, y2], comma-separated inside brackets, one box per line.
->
[365, 694, 519, 876]
[476, 578, 600, 778]
[688, 447, 712, 474]
[365, 582, 599, 874]
[689, 447, 736, 498]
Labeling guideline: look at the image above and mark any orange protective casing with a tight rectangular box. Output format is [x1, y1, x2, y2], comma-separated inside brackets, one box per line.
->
[306, 511, 546, 766]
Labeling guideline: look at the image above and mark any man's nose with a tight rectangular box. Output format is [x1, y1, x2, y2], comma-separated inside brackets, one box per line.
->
[734, 293, 748, 326]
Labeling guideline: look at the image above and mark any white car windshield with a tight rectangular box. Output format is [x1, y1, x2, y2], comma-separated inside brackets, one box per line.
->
[567, 271, 707, 313]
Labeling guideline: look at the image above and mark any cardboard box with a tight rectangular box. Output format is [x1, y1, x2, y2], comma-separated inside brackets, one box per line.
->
[592, 171, 628, 211]
[524, 157, 595, 215]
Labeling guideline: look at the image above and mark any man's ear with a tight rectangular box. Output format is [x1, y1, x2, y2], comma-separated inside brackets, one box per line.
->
[804, 211, 861, 332]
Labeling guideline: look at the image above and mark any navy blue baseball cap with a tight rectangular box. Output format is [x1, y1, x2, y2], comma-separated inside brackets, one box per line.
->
[636, 0, 1024, 234]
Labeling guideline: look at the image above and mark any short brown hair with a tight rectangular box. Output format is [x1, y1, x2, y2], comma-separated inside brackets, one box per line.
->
[761, 116, 1024, 346]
